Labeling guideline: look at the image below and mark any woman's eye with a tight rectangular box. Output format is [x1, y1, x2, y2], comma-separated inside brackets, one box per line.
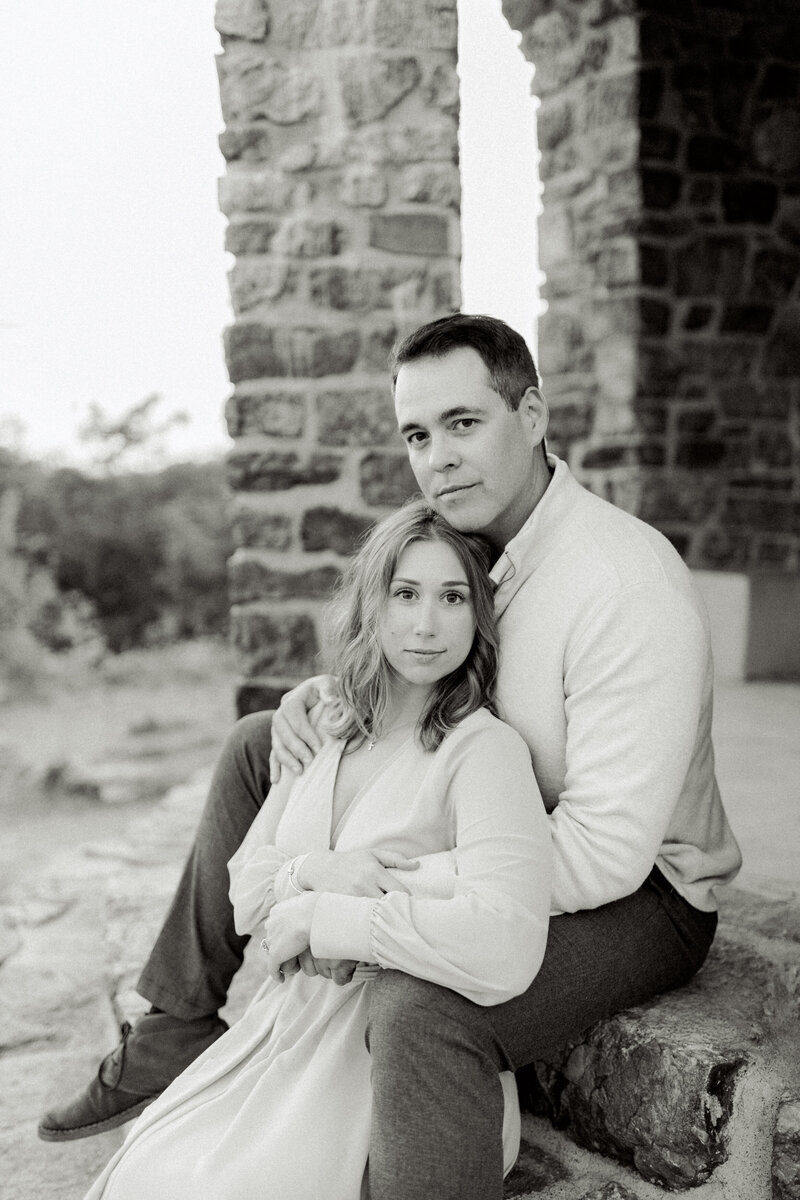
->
[394, 588, 415, 600]
[442, 592, 466, 605]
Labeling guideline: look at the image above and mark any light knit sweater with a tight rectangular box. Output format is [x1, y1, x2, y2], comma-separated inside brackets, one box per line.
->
[491, 455, 741, 915]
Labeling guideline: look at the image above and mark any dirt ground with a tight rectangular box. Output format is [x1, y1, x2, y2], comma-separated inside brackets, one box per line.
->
[0, 639, 239, 893]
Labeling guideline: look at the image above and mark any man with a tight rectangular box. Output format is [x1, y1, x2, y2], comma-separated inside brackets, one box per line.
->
[40, 315, 741, 1200]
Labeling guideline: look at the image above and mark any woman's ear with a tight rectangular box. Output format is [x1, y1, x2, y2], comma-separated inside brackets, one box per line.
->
[519, 386, 549, 447]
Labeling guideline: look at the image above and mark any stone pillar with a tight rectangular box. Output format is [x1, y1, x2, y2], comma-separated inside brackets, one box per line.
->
[503, 0, 800, 677]
[215, 0, 461, 714]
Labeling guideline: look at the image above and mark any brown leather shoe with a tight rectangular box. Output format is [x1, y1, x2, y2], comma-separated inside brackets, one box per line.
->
[37, 1011, 228, 1141]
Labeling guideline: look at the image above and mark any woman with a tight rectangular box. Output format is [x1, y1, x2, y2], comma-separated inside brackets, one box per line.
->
[86, 499, 551, 1200]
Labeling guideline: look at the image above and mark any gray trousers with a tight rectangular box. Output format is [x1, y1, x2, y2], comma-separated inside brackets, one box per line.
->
[138, 712, 717, 1200]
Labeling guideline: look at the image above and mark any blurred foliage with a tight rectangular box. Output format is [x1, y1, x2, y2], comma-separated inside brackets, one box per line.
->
[0, 444, 232, 658]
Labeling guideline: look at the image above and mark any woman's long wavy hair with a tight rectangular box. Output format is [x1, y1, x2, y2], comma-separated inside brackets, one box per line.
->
[324, 498, 499, 752]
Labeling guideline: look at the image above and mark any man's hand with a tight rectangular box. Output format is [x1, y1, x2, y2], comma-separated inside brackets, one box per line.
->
[269, 674, 340, 784]
[298, 849, 420, 897]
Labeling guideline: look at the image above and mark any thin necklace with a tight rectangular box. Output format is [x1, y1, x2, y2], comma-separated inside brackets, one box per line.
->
[367, 722, 417, 752]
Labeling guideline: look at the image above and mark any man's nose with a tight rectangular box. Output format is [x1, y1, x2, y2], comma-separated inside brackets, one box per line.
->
[428, 433, 459, 473]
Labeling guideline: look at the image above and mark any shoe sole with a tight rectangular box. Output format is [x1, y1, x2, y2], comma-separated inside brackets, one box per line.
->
[37, 1095, 156, 1142]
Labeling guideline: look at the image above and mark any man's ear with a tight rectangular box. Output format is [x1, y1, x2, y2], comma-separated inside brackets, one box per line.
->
[519, 387, 549, 446]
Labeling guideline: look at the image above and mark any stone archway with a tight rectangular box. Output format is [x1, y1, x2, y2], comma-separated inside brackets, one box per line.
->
[216, 0, 800, 712]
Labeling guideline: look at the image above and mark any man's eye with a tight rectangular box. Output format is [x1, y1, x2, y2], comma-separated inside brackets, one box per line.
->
[406, 431, 427, 446]
[453, 418, 477, 431]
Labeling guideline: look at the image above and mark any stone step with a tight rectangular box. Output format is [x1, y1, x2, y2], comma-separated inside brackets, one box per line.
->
[503, 883, 800, 1199]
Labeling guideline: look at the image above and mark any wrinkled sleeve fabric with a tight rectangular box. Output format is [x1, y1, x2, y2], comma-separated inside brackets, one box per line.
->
[228, 770, 296, 936]
[551, 581, 708, 914]
[311, 722, 551, 1006]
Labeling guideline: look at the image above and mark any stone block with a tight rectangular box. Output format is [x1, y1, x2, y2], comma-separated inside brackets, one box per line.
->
[301, 507, 374, 556]
[348, 122, 458, 166]
[686, 134, 742, 172]
[523, 1012, 747, 1189]
[641, 167, 681, 210]
[639, 243, 667, 287]
[675, 438, 726, 469]
[215, 0, 269, 40]
[224, 324, 361, 382]
[537, 101, 573, 151]
[753, 111, 800, 175]
[683, 304, 715, 331]
[229, 554, 340, 603]
[274, 217, 348, 257]
[218, 170, 299, 216]
[225, 218, 280, 254]
[372, 1, 458, 51]
[362, 323, 401, 372]
[640, 297, 671, 335]
[225, 389, 307, 438]
[722, 180, 779, 225]
[369, 212, 450, 255]
[640, 123, 680, 162]
[751, 249, 800, 302]
[340, 54, 421, 126]
[400, 164, 460, 209]
[582, 73, 637, 131]
[674, 234, 747, 297]
[228, 258, 297, 312]
[339, 165, 389, 208]
[230, 506, 293, 551]
[317, 388, 398, 446]
[773, 1096, 800, 1200]
[764, 310, 800, 378]
[231, 607, 319, 676]
[219, 123, 273, 162]
[719, 383, 791, 420]
[227, 449, 343, 492]
[359, 453, 418, 506]
[547, 402, 594, 443]
[422, 60, 459, 117]
[720, 304, 774, 335]
[308, 266, 382, 312]
[217, 48, 322, 125]
[538, 310, 590, 377]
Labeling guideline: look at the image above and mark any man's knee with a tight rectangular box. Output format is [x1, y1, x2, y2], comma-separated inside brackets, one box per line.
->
[226, 710, 274, 757]
[367, 970, 480, 1059]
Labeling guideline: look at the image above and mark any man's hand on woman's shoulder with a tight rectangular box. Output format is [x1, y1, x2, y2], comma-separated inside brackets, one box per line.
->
[269, 673, 340, 783]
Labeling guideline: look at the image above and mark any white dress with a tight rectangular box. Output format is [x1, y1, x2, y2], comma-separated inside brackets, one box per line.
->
[85, 709, 551, 1200]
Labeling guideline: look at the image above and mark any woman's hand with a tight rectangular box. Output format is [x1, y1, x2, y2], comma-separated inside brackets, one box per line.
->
[269, 674, 340, 783]
[262, 894, 319, 982]
[298, 849, 420, 897]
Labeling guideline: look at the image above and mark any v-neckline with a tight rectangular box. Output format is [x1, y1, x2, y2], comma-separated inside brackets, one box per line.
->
[328, 734, 415, 847]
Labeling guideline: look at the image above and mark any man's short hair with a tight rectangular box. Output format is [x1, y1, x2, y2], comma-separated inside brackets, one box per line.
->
[389, 313, 540, 411]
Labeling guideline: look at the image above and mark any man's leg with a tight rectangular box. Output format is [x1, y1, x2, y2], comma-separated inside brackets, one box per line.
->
[366, 869, 718, 1200]
[38, 711, 273, 1141]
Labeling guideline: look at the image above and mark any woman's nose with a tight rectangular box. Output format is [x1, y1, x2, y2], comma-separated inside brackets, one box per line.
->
[413, 598, 438, 635]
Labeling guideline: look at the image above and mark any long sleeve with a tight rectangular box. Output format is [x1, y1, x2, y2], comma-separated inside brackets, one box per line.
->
[310, 720, 551, 1006]
[228, 768, 297, 935]
[550, 580, 710, 914]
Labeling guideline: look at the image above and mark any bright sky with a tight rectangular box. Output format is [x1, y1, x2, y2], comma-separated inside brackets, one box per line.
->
[0, 0, 539, 466]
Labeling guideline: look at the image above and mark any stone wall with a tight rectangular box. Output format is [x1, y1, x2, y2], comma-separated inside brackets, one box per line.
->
[215, 0, 461, 713]
[504, 0, 800, 575]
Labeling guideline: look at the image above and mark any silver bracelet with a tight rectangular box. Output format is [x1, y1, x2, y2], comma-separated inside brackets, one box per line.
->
[287, 853, 310, 895]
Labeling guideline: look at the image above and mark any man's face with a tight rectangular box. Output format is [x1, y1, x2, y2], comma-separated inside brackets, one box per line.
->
[394, 347, 548, 551]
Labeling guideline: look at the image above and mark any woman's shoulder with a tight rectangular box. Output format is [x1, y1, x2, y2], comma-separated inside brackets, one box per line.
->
[443, 708, 532, 759]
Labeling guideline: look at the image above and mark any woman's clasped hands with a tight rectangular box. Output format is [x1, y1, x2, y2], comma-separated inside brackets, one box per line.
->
[262, 847, 420, 984]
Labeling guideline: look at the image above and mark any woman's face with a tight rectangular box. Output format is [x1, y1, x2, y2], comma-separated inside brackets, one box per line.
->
[378, 538, 477, 693]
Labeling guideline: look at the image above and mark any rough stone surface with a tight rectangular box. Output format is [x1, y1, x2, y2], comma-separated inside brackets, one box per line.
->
[229, 554, 341, 604]
[225, 389, 307, 438]
[772, 1096, 800, 1200]
[214, 0, 269, 41]
[226, 449, 343, 492]
[300, 506, 374, 555]
[231, 607, 319, 677]
[359, 452, 419, 507]
[225, 325, 361, 382]
[316, 388, 397, 446]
